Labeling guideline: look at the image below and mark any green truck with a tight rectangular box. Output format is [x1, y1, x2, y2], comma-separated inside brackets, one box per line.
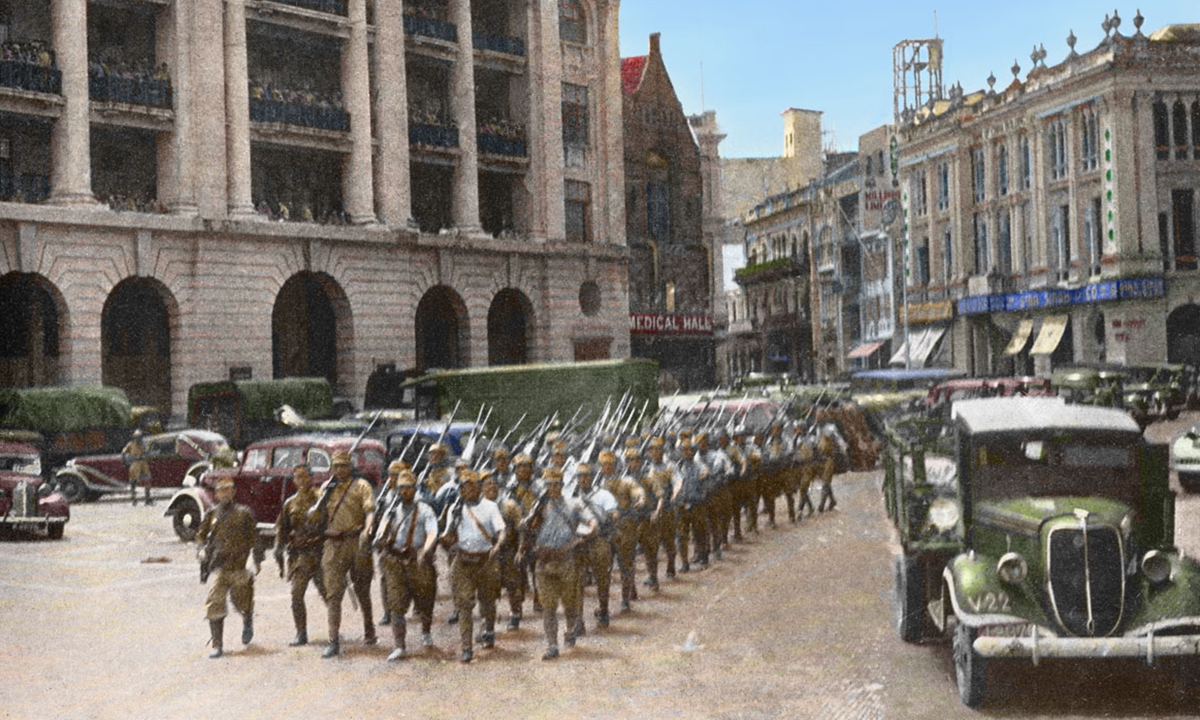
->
[884, 396, 1194, 707]
[396, 359, 660, 438]
[187, 378, 337, 448]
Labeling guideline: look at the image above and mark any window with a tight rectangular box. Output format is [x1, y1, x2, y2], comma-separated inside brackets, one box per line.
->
[1080, 107, 1099, 172]
[913, 168, 928, 216]
[1154, 100, 1170, 160]
[558, 0, 585, 44]
[997, 143, 1009, 196]
[272, 446, 305, 470]
[1084, 196, 1102, 271]
[1047, 117, 1068, 180]
[936, 160, 949, 211]
[971, 147, 986, 203]
[916, 241, 930, 286]
[565, 180, 591, 242]
[1175, 100, 1190, 160]
[996, 209, 1012, 274]
[1021, 201, 1033, 273]
[665, 281, 675, 312]
[1019, 134, 1032, 190]
[942, 226, 953, 282]
[973, 213, 989, 275]
[646, 180, 669, 241]
[1050, 203, 1070, 272]
[562, 83, 588, 149]
[1174, 188, 1196, 270]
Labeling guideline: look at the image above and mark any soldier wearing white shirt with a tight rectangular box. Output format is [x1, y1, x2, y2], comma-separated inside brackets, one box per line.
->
[441, 471, 506, 663]
[572, 463, 617, 632]
[379, 470, 439, 661]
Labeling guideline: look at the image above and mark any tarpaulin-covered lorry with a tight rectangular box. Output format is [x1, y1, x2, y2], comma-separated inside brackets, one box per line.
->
[884, 396, 1193, 708]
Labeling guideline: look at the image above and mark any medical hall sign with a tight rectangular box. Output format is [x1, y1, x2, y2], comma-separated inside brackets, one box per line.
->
[629, 313, 713, 335]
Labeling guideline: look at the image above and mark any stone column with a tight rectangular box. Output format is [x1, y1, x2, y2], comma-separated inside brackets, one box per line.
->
[372, 0, 413, 228]
[224, 0, 254, 217]
[341, 0, 375, 224]
[449, 0, 481, 233]
[48, 0, 95, 205]
[157, 0, 196, 214]
[527, 0, 565, 241]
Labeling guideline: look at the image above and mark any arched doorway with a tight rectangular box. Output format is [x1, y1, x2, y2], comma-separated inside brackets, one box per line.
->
[488, 289, 533, 366]
[0, 272, 64, 387]
[102, 278, 174, 411]
[1168, 304, 1200, 367]
[415, 285, 469, 371]
[272, 272, 344, 386]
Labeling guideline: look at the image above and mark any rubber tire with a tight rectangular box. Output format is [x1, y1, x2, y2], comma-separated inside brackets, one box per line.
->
[1180, 472, 1200, 493]
[56, 474, 89, 504]
[892, 555, 925, 643]
[173, 497, 202, 542]
[953, 622, 987, 708]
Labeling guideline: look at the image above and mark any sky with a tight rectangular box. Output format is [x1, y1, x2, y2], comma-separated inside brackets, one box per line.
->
[619, 1, 1198, 159]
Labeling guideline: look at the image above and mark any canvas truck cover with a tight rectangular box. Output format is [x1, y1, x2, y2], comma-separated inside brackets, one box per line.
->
[188, 378, 334, 448]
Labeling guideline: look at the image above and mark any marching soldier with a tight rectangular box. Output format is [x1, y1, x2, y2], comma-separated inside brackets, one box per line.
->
[572, 463, 616, 631]
[376, 461, 408, 627]
[630, 448, 664, 589]
[423, 443, 453, 497]
[597, 449, 645, 611]
[482, 473, 526, 630]
[796, 434, 817, 517]
[724, 433, 749, 542]
[317, 450, 377, 658]
[643, 438, 679, 579]
[674, 439, 709, 571]
[699, 433, 734, 558]
[196, 477, 262, 658]
[378, 470, 439, 661]
[442, 470, 506, 663]
[519, 467, 597, 660]
[274, 464, 326, 646]
[507, 453, 541, 614]
[817, 431, 838, 512]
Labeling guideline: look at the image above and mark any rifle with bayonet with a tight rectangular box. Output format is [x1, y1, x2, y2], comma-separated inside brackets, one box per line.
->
[459, 404, 492, 466]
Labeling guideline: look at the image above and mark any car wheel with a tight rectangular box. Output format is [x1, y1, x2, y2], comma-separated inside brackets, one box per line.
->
[172, 497, 202, 542]
[953, 621, 987, 708]
[1180, 472, 1200, 493]
[892, 555, 925, 643]
[56, 474, 89, 504]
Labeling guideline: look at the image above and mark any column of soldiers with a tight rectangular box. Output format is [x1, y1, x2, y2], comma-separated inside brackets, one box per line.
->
[196, 408, 847, 663]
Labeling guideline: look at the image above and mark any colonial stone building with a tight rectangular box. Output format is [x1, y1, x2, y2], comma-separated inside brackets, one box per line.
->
[896, 11, 1200, 376]
[0, 0, 629, 419]
[621, 33, 716, 391]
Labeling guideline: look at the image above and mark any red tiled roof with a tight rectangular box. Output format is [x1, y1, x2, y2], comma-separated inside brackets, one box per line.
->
[621, 55, 647, 97]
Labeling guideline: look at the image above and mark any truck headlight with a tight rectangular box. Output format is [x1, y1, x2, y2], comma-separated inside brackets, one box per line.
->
[1142, 550, 1172, 585]
[926, 498, 959, 533]
[997, 552, 1028, 584]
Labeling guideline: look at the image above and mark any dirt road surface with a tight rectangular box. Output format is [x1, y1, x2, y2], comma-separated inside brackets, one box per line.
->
[3, 413, 1200, 720]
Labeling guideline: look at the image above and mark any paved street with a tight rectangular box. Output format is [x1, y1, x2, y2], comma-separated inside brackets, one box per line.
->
[3, 414, 1200, 719]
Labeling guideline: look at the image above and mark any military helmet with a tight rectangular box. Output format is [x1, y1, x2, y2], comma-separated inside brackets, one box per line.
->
[492, 446, 510, 460]
[459, 470, 481, 486]
[624, 447, 640, 462]
[542, 467, 564, 482]
[575, 463, 592, 477]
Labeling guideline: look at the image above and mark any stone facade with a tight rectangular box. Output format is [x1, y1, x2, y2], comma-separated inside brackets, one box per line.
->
[0, 0, 629, 420]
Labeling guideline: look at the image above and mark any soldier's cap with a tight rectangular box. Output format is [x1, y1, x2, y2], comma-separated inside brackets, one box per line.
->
[648, 437, 665, 449]
[455, 459, 470, 470]
[552, 440, 568, 454]
[624, 448, 641, 462]
[598, 449, 616, 463]
[459, 470, 481, 485]
[514, 453, 534, 466]
[542, 467, 564, 482]
[216, 477, 235, 491]
[696, 432, 709, 444]
[396, 471, 418, 487]
[331, 450, 352, 466]
[575, 463, 592, 476]
[624, 437, 640, 448]
[492, 446, 510, 459]
[388, 460, 411, 474]
[429, 443, 447, 455]
[602, 435, 616, 446]
[679, 439, 694, 451]
[544, 431, 561, 445]
[678, 429, 693, 438]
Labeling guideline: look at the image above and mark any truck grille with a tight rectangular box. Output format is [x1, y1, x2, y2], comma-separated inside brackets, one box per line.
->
[1047, 525, 1124, 637]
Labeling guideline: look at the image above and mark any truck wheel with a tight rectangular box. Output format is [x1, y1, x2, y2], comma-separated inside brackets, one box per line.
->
[56, 474, 89, 504]
[892, 555, 925, 643]
[1180, 472, 1200, 493]
[172, 497, 202, 542]
[953, 622, 987, 708]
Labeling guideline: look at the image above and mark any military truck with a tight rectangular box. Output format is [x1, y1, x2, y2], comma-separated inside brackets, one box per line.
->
[187, 378, 338, 448]
[884, 396, 1196, 708]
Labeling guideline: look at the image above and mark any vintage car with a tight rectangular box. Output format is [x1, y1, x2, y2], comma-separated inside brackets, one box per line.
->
[53, 429, 231, 503]
[885, 397, 1193, 707]
[163, 433, 386, 542]
[384, 421, 482, 468]
[1122, 363, 1188, 427]
[0, 437, 69, 539]
[1171, 423, 1200, 492]
[924, 377, 1052, 413]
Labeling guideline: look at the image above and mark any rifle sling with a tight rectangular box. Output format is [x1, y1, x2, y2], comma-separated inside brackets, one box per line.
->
[464, 504, 495, 546]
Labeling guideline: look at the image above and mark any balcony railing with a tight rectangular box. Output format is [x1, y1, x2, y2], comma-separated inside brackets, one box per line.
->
[0, 60, 61, 95]
[404, 15, 458, 43]
[472, 33, 525, 56]
[250, 97, 349, 132]
[89, 73, 171, 108]
[477, 131, 525, 157]
[0, 170, 50, 203]
[268, 0, 347, 15]
[410, 123, 458, 148]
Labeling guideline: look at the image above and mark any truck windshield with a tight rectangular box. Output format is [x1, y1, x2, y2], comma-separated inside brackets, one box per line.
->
[972, 437, 1138, 503]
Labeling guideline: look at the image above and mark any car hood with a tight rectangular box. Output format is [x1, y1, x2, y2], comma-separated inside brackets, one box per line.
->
[975, 496, 1131, 535]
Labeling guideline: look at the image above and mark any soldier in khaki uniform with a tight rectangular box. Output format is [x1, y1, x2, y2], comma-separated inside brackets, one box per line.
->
[123, 430, 153, 506]
[442, 470, 506, 663]
[196, 476, 262, 658]
[571, 463, 616, 630]
[273, 465, 326, 646]
[725, 434, 749, 541]
[817, 433, 838, 512]
[597, 449, 645, 610]
[795, 435, 817, 517]
[378, 470, 439, 661]
[643, 438, 679, 578]
[423, 443, 453, 497]
[318, 450, 377, 658]
[483, 473, 525, 630]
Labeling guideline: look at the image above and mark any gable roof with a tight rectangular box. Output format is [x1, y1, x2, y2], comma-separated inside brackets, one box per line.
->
[621, 55, 647, 97]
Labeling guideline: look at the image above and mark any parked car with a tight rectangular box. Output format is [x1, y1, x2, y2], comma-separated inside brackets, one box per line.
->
[924, 376, 1052, 412]
[1123, 363, 1189, 426]
[0, 436, 69, 539]
[163, 434, 386, 542]
[1171, 423, 1200, 492]
[53, 429, 231, 504]
[384, 421, 483, 471]
[884, 396, 1188, 707]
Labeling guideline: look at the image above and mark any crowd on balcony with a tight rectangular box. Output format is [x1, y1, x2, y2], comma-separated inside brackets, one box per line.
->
[477, 115, 526, 156]
[271, 0, 347, 15]
[403, 2, 456, 42]
[101, 193, 166, 214]
[0, 168, 51, 204]
[404, 1, 449, 22]
[255, 199, 351, 225]
[88, 54, 172, 108]
[409, 98, 457, 148]
[0, 40, 60, 94]
[250, 79, 349, 132]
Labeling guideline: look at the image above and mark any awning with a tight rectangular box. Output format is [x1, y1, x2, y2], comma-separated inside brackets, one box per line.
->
[1030, 315, 1069, 355]
[888, 326, 947, 368]
[847, 341, 885, 360]
[1003, 319, 1035, 356]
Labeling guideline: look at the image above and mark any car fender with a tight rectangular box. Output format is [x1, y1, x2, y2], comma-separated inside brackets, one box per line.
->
[56, 463, 122, 493]
[37, 492, 70, 521]
[943, 554, 1046, 628]
[164, 486, 215, 519]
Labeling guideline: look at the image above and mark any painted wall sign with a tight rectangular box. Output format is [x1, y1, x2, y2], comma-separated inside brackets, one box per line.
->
[629, 313, 714, 335]
[957, 277, 1165, 315]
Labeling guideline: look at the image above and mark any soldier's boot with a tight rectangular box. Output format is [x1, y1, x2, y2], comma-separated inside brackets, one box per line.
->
[460, 630, 474, 663]
[241, 612, 254, 645]
[625, 570, 638, 601]
[597, 595, 610, 628]
[481, 618, 495, 649]
[208, 618, 224, 659]
[620, 583, 632, 613]
[542, 610, 559, 659]
[289, 599, 308, 646]
[732, 510, 744, 542]
[379, 583, 391, 625]
[507, 611, 521, 631]
[666, 554, 677, 579]
[786, 494, 796, 523]
[447, 610, 460, 625]
[564, 611, 579, 649]
[380, 609, 392, 626]
[387, 617, 407, 661]
[361, 594, 377, 646]
[129, 485, 138, 507]
[323, 612, 341, 658]
[143, 487, 154, 506]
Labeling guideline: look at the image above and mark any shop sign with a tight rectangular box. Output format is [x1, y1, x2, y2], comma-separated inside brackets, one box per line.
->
[629, 313, 713, 335]
[900, 300, 954, 326]
[957, 276, 1165, 315]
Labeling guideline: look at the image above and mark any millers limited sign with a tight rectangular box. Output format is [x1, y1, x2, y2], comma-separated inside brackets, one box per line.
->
[629, 313, 713, 335]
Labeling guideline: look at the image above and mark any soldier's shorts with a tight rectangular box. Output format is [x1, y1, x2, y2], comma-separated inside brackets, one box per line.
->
[382, 553, 437, 622]
[206, 566, 254, 621]
[536, 558, 581, 616]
